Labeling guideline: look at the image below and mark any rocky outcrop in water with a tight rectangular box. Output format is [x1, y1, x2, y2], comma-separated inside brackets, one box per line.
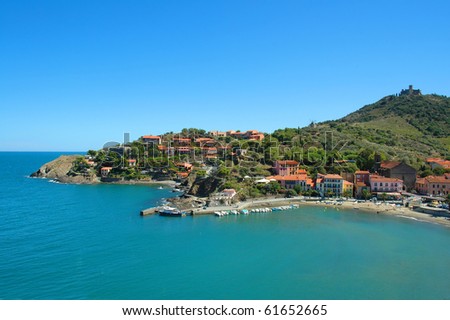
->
[30, 155, 97, 184]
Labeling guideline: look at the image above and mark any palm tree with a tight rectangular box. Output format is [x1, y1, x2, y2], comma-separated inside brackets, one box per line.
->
[361, 189, 371, 200]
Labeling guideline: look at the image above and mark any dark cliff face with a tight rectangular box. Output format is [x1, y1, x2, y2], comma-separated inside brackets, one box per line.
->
[188, 176, 222, 197]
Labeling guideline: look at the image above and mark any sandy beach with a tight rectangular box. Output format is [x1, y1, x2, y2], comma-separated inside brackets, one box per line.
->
[111, 179, 177, 186]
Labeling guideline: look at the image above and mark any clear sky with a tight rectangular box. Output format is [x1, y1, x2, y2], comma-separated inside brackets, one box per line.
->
[1, 0, 449, 151]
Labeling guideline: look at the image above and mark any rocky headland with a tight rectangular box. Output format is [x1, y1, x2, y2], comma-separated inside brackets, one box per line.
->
[30, 155, 98, 184]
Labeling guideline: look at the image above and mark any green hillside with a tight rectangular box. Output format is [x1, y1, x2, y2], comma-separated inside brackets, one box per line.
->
[273, 92, 450, 171]
[342, 94, 450, 137]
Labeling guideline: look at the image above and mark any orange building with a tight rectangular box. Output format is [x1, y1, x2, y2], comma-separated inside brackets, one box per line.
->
[142, 135, 161, 144]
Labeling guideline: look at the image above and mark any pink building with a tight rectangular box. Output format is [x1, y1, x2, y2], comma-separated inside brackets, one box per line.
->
[369, 175, 403, 194]
[415, 175, 450, 196]
[273, 160, 299, 176]
[267, 173, 312, 190]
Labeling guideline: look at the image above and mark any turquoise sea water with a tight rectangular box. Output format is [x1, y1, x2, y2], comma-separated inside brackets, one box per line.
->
[1, 152, 450, 299]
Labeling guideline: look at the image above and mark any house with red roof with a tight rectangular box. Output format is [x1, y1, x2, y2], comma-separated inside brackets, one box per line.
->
[172, 137, 191, 145]
[376, 161, 416, 191]
[195, 138, 216, 146]
[369, 174, 403, 198]
[415, 175, 450, 196]
[142, 135, 161, 144]
[273, 160, 299, 176]
[267, 173, 312, 191]
[316, 173, 345, 197]
[249, 133, 265, 141]
[127, 159, 136, 167]
[354, 170, 370, 198]
[157, 145, 175, 156]
[175, 146, 191, 154]
[426, 158, 450, 170]
[101, 167, 113, 177]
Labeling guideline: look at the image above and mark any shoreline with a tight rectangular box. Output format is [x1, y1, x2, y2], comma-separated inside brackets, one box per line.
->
[34, 176, 178, 187]
[36, 175, 450, 229]
[185, 197, 450, 228]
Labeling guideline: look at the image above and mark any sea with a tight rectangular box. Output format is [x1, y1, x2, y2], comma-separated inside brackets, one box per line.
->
[1, 152, 450, 300]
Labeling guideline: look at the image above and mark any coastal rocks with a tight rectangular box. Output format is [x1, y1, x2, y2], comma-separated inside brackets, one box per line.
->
[188, 176, 221, 197]
[30, 155, 97, 184]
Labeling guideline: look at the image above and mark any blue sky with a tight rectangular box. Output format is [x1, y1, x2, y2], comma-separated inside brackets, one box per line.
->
[1, 0, 449, 151]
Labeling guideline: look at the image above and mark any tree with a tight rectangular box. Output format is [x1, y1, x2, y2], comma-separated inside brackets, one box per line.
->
[343, 189, 353, 198]
[380, 192, 388, 201]
[361, 189, 371, 200]
[294, 184, 304, 194]
[286, 189, 297, 198]
[433, 167, 445, 176]
[420, 169, 433, 178]
[87, 150, 97, 157]
[326, 190, 334, 198]
[217, 166, 230, 178]
[265, 181, 281, 195]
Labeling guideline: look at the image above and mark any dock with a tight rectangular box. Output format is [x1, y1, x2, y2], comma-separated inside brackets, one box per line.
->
[140, 207, 160, 216]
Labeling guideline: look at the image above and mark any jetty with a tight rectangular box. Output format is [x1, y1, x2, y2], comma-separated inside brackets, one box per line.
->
[140, 207, 161, 216]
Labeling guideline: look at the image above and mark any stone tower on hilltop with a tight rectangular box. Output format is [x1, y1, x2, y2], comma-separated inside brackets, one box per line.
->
[399, 85, 422, 96]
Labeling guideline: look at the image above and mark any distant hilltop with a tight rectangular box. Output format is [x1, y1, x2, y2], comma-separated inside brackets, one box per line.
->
[399, 85, 422, 96]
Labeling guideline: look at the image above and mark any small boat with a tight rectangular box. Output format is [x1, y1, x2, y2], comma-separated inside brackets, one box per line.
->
[159, 207, 186, 217]
[172, 188, 181, 192]
[158, 186, 164, 190]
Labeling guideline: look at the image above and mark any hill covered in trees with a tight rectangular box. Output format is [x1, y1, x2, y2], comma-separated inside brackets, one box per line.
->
[272, 92, 450, 172]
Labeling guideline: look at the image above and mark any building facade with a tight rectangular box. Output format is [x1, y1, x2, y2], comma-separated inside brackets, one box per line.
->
[316, 174, 345, 197]
[273, 160, 299, 176]
[415, 175, 450, 196]
[377, 161, 416, 191]
[369, 175, 403, 194]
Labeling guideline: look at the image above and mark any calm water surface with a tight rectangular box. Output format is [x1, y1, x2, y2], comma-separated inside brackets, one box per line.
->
[1, 152, 450, 299]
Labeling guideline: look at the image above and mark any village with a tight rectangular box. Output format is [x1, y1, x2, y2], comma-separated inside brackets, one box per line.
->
[72, 128, 450, 213]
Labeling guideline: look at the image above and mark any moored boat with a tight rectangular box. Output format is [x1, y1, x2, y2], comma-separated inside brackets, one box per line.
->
[159, 206, 186, 217]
